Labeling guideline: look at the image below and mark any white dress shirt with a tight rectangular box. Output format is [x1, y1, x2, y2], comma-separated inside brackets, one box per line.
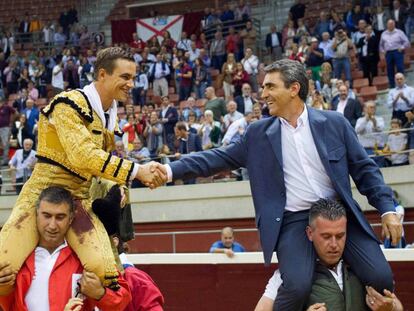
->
[355, 116, 385, 148]
[280, 106, 337, 212]
[336, 99, 347, 115]
[25, 242, 68, 311]
[271, 33, 280, 47]
[387, 84, 414, 112]
[243, 96, 254, 114]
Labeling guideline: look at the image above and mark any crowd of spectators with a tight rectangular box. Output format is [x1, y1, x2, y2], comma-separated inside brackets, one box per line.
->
[0, 0, 412, 193]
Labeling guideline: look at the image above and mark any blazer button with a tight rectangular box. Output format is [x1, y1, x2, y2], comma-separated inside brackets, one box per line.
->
[280, 192, 286, 197]
[276, 218, 281, 222]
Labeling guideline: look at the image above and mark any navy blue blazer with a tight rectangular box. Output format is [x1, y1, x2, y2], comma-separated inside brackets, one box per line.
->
[169, 107, 394, 264]
[159, 106, 178, 135]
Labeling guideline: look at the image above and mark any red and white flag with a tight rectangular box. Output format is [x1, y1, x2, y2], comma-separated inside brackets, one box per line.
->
[136, 15, 184, 44]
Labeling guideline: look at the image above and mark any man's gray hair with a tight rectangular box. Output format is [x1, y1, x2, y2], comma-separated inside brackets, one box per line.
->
[309, 198, 346, 227]
[264, 59, 309, 101]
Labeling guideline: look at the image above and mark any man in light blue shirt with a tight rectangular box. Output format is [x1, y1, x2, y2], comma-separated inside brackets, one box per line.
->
[9, 138, 36, 194]
[387, 72, 414, 124]
[209, 227, 246, 258]
[318, 32, 335, 62]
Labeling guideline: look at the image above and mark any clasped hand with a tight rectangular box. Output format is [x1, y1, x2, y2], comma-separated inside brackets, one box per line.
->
[136, 161, 167, 189]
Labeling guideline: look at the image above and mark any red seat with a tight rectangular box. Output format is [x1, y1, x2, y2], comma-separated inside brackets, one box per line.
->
[353, 78, 369, 93]
[372, 76, 389, 91]
[359, 86, 378, 101]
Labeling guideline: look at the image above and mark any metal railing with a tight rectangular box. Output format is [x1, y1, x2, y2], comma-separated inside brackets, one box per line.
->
[134, 221, 414, 253]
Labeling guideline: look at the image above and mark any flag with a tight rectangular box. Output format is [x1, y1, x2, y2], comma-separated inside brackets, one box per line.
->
[136, 15, 184, 44]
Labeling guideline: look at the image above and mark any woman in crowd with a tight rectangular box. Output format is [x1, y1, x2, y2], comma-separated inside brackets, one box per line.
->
[198, 110, 221, 150]
[193, 58, 209, 99]
[221, 53, 237, 100]
[232, 62, 249, 97]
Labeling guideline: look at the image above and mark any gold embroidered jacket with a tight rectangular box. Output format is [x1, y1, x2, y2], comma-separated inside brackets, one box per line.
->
[36, 90, 135, 187]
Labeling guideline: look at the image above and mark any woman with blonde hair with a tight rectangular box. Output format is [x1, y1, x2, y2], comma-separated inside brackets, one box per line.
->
[319, 62, 333, 87]
[221, 53, 237, 100]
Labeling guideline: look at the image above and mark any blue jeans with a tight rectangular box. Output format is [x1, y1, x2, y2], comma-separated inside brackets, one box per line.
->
[385, 50, 404, 88]
[194, 81, 208, 99]
[405, 16, 414, 42]
[333, 58, 351, 83]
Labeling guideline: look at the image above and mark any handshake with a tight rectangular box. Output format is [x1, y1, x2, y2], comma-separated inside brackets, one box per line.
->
[135, 161, 168, 189]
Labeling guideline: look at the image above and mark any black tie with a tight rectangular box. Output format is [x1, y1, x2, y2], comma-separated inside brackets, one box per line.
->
[104, 113, 110, 129]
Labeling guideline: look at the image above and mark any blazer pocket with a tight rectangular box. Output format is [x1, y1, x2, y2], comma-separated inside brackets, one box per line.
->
[328, 146, 346, 161]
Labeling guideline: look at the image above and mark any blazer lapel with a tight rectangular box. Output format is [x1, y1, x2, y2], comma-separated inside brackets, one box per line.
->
[265, 118, 283, 170]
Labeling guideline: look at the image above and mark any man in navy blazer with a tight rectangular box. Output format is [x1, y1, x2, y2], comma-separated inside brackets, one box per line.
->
[159, 96, 178, 152]
[22, 99, 39, 135]
[155, 60, 401, 311]
[331, 84, 362, 128]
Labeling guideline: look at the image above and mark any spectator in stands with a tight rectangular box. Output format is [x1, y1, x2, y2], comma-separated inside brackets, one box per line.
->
[198, 109, 221, 150]
[266, 25, 283, 61]
[3, 60, 20, 95]
[356, 25, 379, 85]
[235, 0, 251, 21]
[19, 14, 30, 44]
[391, 0, 407, 31]
[147, 36, 161, 55]
[149, 53, 170, 97]
[10, 113, 33, 152]
[22, 98, 39, 136]
[193, 58, 209, 100]
[223, 100, 244, 131]
[319, 62, 333, 88]
[331, 84, 362, 127]
[253, 103, 263, 120]
[181, 97, 202, 122]
[128, 136, 150, 164]
[332, 25, 353, 85]
[42, 22, 54, 47]
[355, 101, 386, 167]
[210, 31, 226, 72]
[174, 121, 202, 184]
[130, 32, 146, 51]
[346, 4, 364, 33]
[241, 47, 259, 93]
[310, 90, 329, 110]
[18, 68, 30, 91]
[352, 19, 367, 55]
[235, 83, 257, 114]
[0, 186, 131, 310]
[79, 25, 91, 49]
[282, 20, 297, 55]
[27, 81, 39, 102]
[318, 32, 334, 63]
[220, 4, 235, 22]
[306, 38, 324, 82]
[254, 198, 404, 311]
[384, 118, 409, 166]
[144, 111, 163, 157]
[222, 53, 237, 101]
[289, 0, 306, 25]
[314, 11, 330, 39]
[9, 138, 36, 194]
[52, 56, 64, 94]
[372, 6, 390, 34]
[177, 57, 193, 101]
[288, 43, 305, 63]
[122, 114, 142, 151]
[210, 227, 245, 258]
[13, 89, 28, 113]
[405, 108, 414, 164]
[132, 64, 148, 107]
[240, 20, 257, 55]
[295, 18, 310, 41]
[2, 31, 14, 60]
[63, 59, 79, 90]
[159, 96, 178, 151]
[205, 86, 226, 122]
[0, 96, 17, 165]
[188, 41, 200, 63]
[232, 62, 250, 97]
[226, 27, 240, 59]
[53, 26, 67, 48]
[380, 19, 410, 88]
[222, 111, 255, 146]
[387, 72, 414, 125]
[199, 48, 211, 68]
[187, 110, 202, 134]
[406, 0, 414, 40]
[177, 31, 192, 52]
[112, 141, 127, 159]
[78, 56, 93, 88]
